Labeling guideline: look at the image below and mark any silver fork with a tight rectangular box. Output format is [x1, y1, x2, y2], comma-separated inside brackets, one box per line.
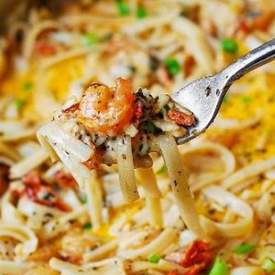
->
[172, 38, 275, 145]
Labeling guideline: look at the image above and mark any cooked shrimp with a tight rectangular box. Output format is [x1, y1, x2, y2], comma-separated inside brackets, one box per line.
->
[78, 78, 134, 136]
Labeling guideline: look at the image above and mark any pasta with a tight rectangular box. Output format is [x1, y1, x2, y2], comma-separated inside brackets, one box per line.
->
[50, 257, 126, 275]
[0, 223, 38, 259]
[0, 261, 31, 275]
[118, 227, 178, 259]
[200, 186, 253, 238]
[158, 134, 205, 239]
[0, 0, 274, 274]
[136, 168, 163, 227]
[116, 135, 139, 203]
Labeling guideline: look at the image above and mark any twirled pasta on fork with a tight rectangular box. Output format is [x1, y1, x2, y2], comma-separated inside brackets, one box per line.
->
[38, 77, 204, 237]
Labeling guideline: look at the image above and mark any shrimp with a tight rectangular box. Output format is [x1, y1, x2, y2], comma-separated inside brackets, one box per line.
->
[78, 78, 134, 136]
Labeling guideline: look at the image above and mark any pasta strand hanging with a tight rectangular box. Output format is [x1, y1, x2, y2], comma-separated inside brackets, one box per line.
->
[158, 134, 205, 239]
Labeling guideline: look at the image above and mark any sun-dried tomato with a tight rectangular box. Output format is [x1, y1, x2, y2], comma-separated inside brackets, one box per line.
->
[237, 11, 274, 35]
[82, 149, 102, 170]
[54, 170, 77, 189]
[23, 171, 70, 212]
[23, 170, 41, 188]
[181, 240, 213, 275]
[168, 109, 196, 127]
[237, 18, 250, 34]
[183, 55, 196, 78]
[166, 240, 214, 275]
[182, 241, 212, 267]
[252, 11, 274, 31]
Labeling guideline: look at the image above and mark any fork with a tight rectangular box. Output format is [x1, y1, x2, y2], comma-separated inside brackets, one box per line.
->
[172, 38, 275, 145]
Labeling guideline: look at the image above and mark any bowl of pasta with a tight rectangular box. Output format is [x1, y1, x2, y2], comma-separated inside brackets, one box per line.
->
[0, 1, 274, 274]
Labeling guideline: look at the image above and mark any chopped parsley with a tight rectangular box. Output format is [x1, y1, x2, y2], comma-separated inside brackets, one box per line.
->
[209, 258, 229, 275]
[141, 121, 162, 134]
[14, 98, 25, 110]
[233, 243, 255, 254]
[136, 5, 147, 18]
[221, 38, 239, 54]
[160, 104, 171, 115]
[164, 58, 181, 76]
[42, 192, 55, 201]
[117, 0, 130, 16]
[81, 32, 99, 48]
[148, 254, 161, 263]
[83, 222, 92, 230]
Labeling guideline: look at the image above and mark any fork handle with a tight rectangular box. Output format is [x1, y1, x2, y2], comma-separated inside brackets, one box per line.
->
[220, 38, 275, 90]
